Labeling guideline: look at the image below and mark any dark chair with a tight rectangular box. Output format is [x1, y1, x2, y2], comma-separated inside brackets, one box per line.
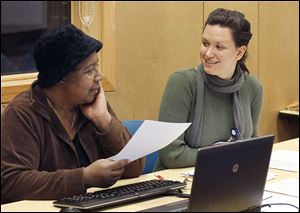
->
[122, 120, 159, 174]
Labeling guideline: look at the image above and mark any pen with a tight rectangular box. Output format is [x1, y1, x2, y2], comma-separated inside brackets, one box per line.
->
[154, 174, 165, 180]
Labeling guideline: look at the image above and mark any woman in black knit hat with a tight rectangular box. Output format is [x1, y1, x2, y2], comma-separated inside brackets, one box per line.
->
[1, 24, 144, 204]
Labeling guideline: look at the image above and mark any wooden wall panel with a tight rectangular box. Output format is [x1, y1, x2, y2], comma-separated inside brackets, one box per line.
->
[259, 2, 299, 142]
[106, 2, 204, 120]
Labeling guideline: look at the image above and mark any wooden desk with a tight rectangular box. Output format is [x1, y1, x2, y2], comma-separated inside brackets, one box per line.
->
[2, 138, 299, 212]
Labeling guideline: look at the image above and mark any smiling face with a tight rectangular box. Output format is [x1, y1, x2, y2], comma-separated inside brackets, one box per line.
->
[200, 24, 246, 80]
[64, 52, 102, 104]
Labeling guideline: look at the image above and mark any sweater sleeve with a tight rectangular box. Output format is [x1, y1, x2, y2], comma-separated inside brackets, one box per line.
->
[157, 71, 198, 169]
[250, 79, 264, 137]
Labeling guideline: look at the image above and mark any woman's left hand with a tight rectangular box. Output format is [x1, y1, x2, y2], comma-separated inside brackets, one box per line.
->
[80, 82, 112, 131]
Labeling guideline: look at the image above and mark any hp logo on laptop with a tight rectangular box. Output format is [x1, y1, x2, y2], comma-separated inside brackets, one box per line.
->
[232, 163, 239, 173]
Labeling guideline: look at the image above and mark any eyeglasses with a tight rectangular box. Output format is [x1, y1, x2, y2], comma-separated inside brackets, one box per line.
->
[82, 63, 99, 78]
[73, 63, 100, 80]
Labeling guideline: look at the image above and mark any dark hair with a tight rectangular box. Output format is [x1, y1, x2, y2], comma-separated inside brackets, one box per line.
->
[205, 8, 252, 73]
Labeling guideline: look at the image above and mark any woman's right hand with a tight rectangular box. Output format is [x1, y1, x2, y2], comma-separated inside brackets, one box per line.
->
[83, 159, 129, 188]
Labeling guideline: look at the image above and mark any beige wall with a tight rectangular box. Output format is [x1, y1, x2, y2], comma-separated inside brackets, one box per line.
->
[259, 1, 299, 141]
[105, 1, 299, 143]
[106, 1, 204, 119]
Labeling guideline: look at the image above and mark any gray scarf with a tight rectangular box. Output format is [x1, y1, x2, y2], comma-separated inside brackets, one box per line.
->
[186, 64, 246, 148]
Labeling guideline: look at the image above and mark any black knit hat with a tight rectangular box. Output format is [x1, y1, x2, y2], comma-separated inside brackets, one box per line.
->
[33, 24, 102, 88]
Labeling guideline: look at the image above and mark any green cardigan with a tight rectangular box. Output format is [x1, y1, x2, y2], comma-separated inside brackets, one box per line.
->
[155, 67, 263, 170]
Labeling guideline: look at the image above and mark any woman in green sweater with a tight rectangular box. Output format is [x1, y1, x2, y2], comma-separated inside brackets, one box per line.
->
[156, 8, 263, 170]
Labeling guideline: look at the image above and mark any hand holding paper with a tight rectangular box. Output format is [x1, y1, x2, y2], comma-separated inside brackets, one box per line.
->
[109, 120, 191, 162]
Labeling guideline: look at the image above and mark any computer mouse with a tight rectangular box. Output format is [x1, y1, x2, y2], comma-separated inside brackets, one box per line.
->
[60, 207, 82, 212]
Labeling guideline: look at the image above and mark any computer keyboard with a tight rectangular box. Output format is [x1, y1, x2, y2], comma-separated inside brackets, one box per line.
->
[53, 179, 186, 210]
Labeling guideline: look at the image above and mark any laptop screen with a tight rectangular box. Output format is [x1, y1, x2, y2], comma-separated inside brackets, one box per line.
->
[188, 135, 274, 212]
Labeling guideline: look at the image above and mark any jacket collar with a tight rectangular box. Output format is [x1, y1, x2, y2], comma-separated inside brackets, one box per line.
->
[29, 81, 88, 142]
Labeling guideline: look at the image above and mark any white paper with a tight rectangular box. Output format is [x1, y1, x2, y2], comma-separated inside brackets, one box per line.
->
[181, 169, 277, 181]
[265, 178, 299, 197]
[269, 150, 299, 172]
[181, 169, 194, 176]
[109, 120, 191, 162]
[266, 171, 277, 181]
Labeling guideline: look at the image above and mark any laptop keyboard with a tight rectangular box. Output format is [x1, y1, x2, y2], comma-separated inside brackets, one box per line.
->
[53, 179, 186, 210]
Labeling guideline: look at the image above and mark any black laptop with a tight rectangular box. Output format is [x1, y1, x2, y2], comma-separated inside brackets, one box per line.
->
[141, 135, 275, 212]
